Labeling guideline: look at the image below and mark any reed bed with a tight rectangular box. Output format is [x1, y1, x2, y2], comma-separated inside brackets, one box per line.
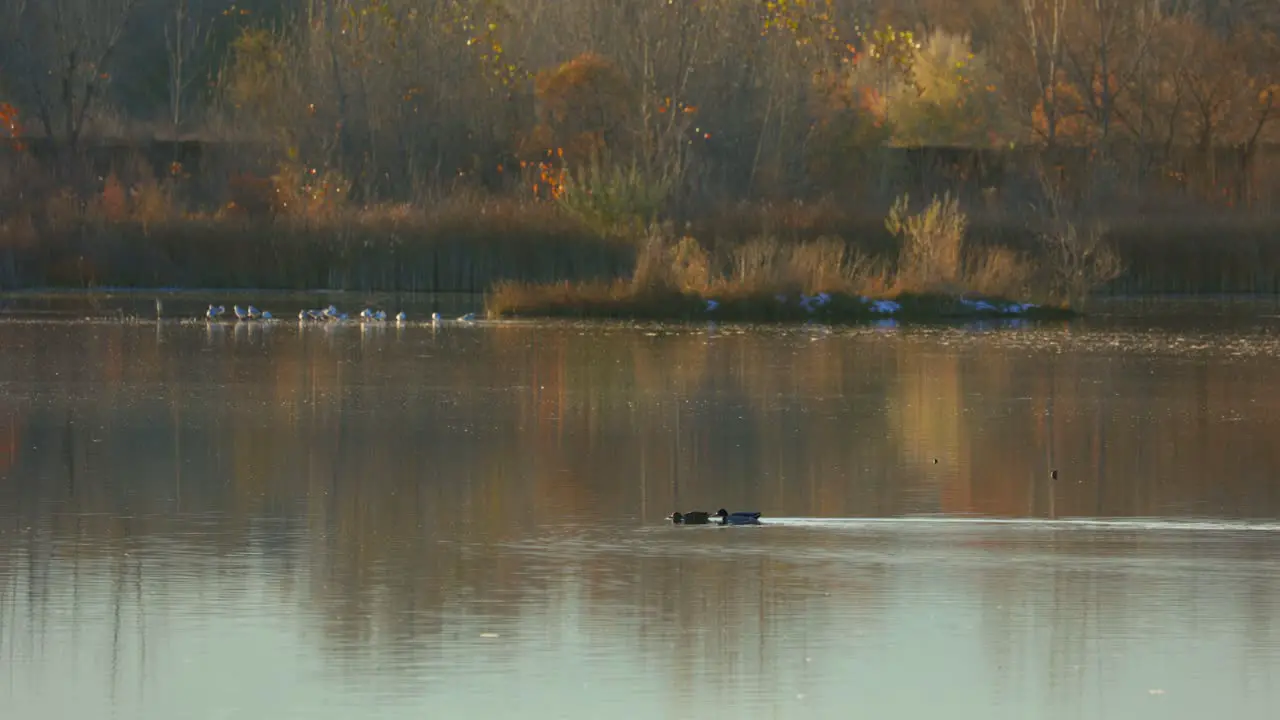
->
[3, 188, 1280, 296]
[0, 196, 633, 292]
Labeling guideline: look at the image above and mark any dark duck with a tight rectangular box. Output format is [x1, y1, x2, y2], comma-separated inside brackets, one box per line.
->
[668, 511, 712, 525]
[715, 508, 763, 525]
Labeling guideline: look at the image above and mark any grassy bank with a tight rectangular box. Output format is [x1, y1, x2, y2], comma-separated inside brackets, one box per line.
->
[486, 196, 1096, 323]
[486, 283, 1077, 323]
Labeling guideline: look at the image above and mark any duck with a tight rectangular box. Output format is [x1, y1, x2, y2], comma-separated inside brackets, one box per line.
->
[395, 311, 407, 323]
[668, 511, 712, 525]
[247, 305, 261, 319]
[233, 305, 249, 321]
[205, 304, 224, 320]
[716, 508, 762, 525]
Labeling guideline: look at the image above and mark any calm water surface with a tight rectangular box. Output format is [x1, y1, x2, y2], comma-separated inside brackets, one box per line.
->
[2, 299, 1280, 719]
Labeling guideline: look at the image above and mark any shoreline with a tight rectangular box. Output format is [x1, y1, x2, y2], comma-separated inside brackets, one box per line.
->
[3, 290, 1280, 329]
[484, 287, 1078, 323]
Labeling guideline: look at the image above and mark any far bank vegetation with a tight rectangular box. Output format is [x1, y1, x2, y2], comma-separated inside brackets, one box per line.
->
[0, 0, 1277, 295]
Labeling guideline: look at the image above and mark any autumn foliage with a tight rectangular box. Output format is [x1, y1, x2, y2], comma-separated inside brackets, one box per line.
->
[0, 103, 23, 151]
[0, 0, 1279, 293]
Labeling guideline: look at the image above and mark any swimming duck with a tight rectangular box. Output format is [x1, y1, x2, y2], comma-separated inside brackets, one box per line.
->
[668, 511, 712, 525]
[716, 508, 762, 525]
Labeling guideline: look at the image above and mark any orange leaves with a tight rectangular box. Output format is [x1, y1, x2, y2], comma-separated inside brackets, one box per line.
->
[0, 103, 21, 135]
[655, 97, 697, 115]
[533, 53, 638, 166]
[1031, 71, 1092, 143]
[0, 102, 24, 151]
[535, 53, 633, 125]
[519, 149, 568, 200]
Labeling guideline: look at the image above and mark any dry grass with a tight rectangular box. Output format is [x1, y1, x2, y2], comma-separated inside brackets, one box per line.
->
[485, 202, 1073, 322]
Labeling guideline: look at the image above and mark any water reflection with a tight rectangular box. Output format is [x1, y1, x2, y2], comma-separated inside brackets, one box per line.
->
[1, 319, 1279, 718]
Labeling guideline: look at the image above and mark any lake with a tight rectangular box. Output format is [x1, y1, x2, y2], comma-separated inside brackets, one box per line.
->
[2, 295, 1280, 719]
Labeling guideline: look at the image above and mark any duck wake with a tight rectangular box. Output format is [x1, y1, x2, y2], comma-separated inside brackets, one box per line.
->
[755, 515, 1280, 533]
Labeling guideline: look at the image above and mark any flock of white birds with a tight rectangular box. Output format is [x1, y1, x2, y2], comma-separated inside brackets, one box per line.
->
[203, 304, 476, 324]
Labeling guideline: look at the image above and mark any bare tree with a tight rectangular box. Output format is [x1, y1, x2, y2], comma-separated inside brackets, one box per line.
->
[164, 0, 212, 135]
[1015, 0, 1068, 146]
[1061, 0, 1161, 146]
[5, 0, 140, 160]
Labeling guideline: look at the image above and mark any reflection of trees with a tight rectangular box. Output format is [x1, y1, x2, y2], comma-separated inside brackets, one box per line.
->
[2, 321, 1280, 688]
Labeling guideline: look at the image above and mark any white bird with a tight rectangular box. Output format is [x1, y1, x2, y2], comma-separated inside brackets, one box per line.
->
[431, 312, 442, 323]
[395, 311, 407, 322]
[247, 305, 261, 319]
[233, 305, 248, 320]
